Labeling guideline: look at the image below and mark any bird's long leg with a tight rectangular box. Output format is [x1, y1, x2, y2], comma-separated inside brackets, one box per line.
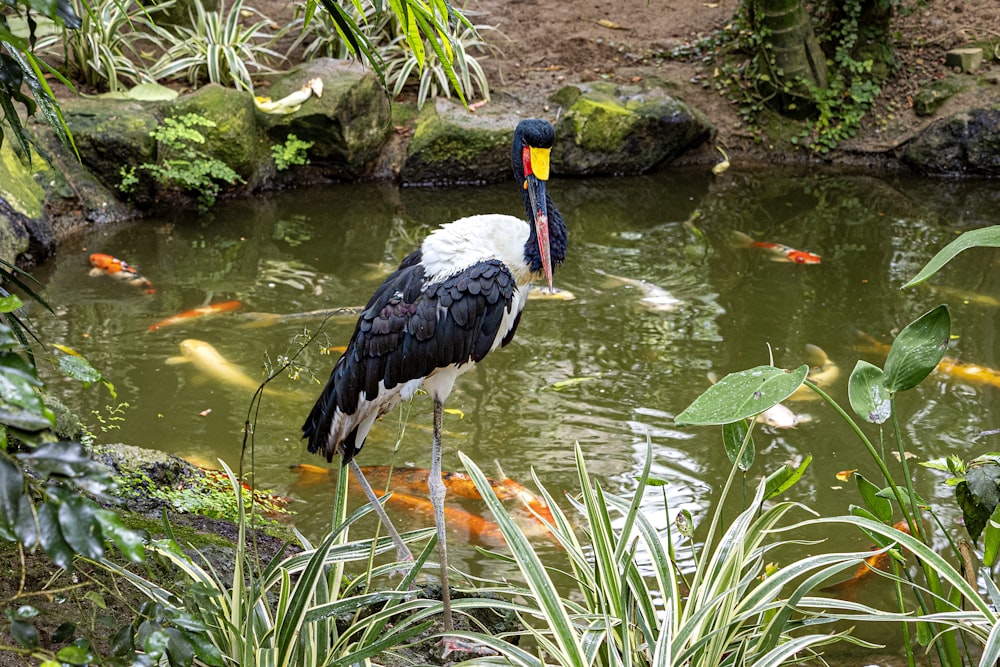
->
[430, 397, 454, 632]
[349, 459, 413, 563]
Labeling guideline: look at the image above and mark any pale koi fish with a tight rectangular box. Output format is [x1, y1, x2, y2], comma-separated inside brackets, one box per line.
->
[732, 231, 821, 264]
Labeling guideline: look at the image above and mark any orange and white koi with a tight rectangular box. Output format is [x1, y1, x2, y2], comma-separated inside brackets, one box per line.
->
[148, 300, 243, 331]
[89, 253, 156, 293]
[732, 231, 821, 264]
[290, 463, 556, 527]
[822, 521, 910, 601]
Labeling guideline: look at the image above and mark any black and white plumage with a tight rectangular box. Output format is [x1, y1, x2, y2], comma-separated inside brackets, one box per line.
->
[302, 118, 567, 632]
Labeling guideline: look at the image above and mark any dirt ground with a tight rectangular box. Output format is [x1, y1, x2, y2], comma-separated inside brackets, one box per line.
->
[453, 0, 1000, 164]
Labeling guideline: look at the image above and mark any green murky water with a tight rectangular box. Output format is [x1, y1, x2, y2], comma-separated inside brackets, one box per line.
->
[26, 168, 1000, 645]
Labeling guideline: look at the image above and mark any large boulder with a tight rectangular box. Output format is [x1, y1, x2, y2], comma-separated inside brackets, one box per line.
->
[902, 109, 1000, 176]
[400, 99, 521, 185]
[258, 59, 392, 181]
[550, 81, 713, 175]
[172, 83, 265, 185]
[0, 138, 47, 262]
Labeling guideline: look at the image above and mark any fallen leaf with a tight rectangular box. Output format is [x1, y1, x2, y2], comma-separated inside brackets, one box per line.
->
[596, 19, 628, 30]
[835, 469, 857, 482]
[444, 408, 465, 419]
[892, 451, 918, 461]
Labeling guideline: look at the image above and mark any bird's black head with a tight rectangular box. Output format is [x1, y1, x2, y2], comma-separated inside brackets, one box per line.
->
[511, 119, 561, 290]
[511, 119, 555, 179]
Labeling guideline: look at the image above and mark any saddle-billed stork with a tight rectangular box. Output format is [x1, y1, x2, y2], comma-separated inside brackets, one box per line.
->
[302, 118, 567, 631]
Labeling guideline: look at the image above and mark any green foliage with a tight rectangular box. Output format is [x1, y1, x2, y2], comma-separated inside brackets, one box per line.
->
[271, 133, 313, 171]
[288, 0, 392, 61]
[126, 113, 244, 210]
[456, 446, 887, 666]
[33, 0, 166, 93]
[103, 461, 440, 666]
[147, 0, 284, 93]
[380, 18, 492, 108]
[0, 0, 79, 158]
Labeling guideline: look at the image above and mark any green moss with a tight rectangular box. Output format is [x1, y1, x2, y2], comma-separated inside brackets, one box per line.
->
[566, 96, 634, 152]
[0, 137, 47, 219]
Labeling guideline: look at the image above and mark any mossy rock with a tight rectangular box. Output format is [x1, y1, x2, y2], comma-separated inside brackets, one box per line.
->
[902, 109, 1000, 175]
[259, 59, 392, 181]
[912, 76, 968, 117]
[550, 81, 713, 175]
[58, 96, 162, 195]
[171, 83, 265, 184]
[0, 133, 47, 261]
[401, 99, 520, 185]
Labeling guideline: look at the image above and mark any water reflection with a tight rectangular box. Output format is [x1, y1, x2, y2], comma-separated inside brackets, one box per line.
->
[27, 168, 1000, 612]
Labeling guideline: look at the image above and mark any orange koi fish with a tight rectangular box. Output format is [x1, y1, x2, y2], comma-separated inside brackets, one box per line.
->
[822, 521, 910, 601]
[373, 489, 505, 544]
[290, 463, 556, 527]
[857, 332, 1000, 389]
[148, 300, 243, 331]
[89, 253, 156, 293]
[732, 231, 821, 264]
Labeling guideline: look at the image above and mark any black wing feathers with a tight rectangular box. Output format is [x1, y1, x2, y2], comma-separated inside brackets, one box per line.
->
[303, 258, 518, 460]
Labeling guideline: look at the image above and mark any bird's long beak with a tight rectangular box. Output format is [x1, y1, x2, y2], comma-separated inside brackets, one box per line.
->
[524, 145, 553, 292]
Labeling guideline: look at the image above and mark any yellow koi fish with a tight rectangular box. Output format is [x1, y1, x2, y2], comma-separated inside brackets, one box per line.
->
[788, 344, 840, 401]
[166, 339, 262, 392]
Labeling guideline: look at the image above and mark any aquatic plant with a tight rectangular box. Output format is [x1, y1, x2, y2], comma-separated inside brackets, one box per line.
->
[673, 226, 1000, 667]
[101, 461, 442, 666]
[451, 444, 898, 666]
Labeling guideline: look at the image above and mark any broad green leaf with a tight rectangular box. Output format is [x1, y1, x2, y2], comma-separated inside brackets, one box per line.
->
[95, 509, 145, 562]
[0, 350, 53, 431]
[10, 619, 38, 649]
[56, 640, 94, 665]
[984, 504, 1000, 567]
[675, 364, 809, 425]
[763, 454, 811, 500]
[848, 360, 891, 424]
[0, 294, 23, 312]
[883, 305, 950, 392]
[904, 225, 1000, 287]
[38, 502, 73, 569]
[722, 419, 754, 471]
[855, 473, 892, 523]
[0, 456, 25, 540]
[58, 496, 104, 560]
[58, 353, 102, 385]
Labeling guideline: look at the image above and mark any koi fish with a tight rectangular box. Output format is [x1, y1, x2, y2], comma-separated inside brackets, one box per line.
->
[376, 490, 505, 544]
[528, 286, 577, 301]
[822, 521, 910, 601]
[857, 331, 1000, 389]
[290, 463, 556, 527]
[148, 300, 243, 331]
[788, 344, 840, 401]
[732, 231, 821, 264]
[89, 253, 155, 293]
[918, 283, 1000, 308]
[237, 307, 363, 329]
[166, 339, 262, 392]
[594, 269, 682, 312]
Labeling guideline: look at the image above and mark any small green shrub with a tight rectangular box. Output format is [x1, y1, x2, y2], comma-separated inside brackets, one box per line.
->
[122, 113, 244, 209]
[271, 134, 313, 171]
[148, 0, 284, 94]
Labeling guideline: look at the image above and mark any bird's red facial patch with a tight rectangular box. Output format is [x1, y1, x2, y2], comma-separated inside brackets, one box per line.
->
[522, 146, 533, 177]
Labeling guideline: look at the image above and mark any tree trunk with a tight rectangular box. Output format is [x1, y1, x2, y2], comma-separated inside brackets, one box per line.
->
[749, 0, 829, 113]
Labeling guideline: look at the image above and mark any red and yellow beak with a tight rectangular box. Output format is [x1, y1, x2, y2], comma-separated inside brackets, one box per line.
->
[523, 145, 553, 291]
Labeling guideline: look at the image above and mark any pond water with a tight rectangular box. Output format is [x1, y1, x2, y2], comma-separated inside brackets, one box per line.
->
[26, 166, 1000, 649]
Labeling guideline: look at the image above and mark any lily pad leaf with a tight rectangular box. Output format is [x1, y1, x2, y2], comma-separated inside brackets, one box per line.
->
[904, 226, 1000, 288]
[848, 360, 891, 424]
[884, 305, 950, 393]
[675, 365, 809, 426]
